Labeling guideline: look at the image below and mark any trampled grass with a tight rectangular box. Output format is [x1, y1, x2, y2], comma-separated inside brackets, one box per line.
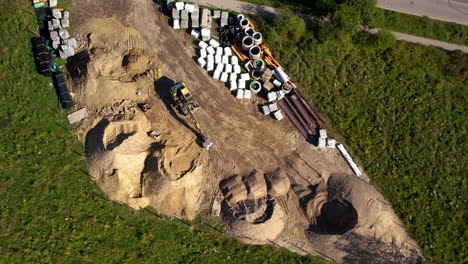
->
[0, 1, 331, 263]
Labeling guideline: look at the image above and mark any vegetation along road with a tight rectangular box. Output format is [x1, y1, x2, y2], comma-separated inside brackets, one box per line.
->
[376, 0, 468, 26]
[199, 0, 468, 52]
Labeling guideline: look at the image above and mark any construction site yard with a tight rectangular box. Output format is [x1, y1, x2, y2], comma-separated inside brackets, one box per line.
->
[56, 0, 426, 262]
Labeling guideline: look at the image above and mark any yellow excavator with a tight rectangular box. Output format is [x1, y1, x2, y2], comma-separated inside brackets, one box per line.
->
[170, 82, 213, 150]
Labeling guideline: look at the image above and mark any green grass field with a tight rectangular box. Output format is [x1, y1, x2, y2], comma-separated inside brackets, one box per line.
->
[0, 1, 333, 263]
[242, 0, 468, 46]
[250, 14, 467, 263]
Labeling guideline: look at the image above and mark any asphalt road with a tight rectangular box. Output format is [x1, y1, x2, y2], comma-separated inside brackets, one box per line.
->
[197, 0, 468, 52]
[376, 0, 468, 26]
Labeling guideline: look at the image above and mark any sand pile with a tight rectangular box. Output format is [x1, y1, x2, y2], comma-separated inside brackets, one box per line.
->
[70, 18, 210, 219]
[67, 17, 162, 111]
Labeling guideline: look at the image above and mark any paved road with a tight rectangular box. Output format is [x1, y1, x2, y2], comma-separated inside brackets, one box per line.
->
[197, 0, 468, 52]
[376, 0, 468, 26]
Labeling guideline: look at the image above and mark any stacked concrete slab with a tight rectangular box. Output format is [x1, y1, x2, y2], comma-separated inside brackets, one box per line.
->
[201, 9, 212, 28]
[220, 11, 229, 27]
[191, 5, 199, 28]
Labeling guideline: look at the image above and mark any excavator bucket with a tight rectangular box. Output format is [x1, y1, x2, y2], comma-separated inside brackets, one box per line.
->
[202, 138, 213, 150]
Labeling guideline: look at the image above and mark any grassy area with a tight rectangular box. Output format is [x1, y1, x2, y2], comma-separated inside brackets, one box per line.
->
[371, 9, 468, 45]
[242, 0, 468, 45]
[0, 1, 333, 263]
[249, 14, 467, 263]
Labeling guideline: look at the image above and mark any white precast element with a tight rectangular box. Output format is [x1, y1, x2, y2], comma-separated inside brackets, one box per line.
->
[233, 64, 241, 74]
[59, 29, 70, 40]
[220, 72, 229, 82]
[67, 108, 88, 124]
[224, 47, 232, 56]
[252, 32, 262, 45]
[175, 1, 184, 10]
[230, 81, 237, 90]
[236, 89, 245, 99]
[191, 29, 200, 39]
[240, 73, 250, 80]
[248, 45, 261, 60]
[52, 40, 60, 49]
[49, 0, 57, 7]
[239, 18, 249, 29]
[213, 70, 221, 80]
[276, 89, 286, 100]
[267, 92, 278, 102]
[209, 39, 220, 48]
[273, 110, 284, 120]
[327, 138, 336, 148]
[318, 137, 327, 148]
[215, 54, 221, 64]
[273, 67, 290, 84]
[62, 11, 69, 19]
[212, 10, 221, 18]
[206, 46, 215, 55]
[180, 19, 189, 29]
[243, 89, 252, 99]
[241, 36, 254, 51]
[207, 54, 214, 63]
[50, 31, 60, 41]
[172, 8, 180, 19]
[220, 11, 229, 27]
[230, 56, 238, 65]
[207, 61, 214, 71]
[61, 19, 69, 28]
[197, 57, 207, 68]
[272, 79, 282, 87]
[249, 81, 261, 93]
[185, 3, 195, 12]
[262, 105, 270, 115]
[216, 47, 223, 56]
[52, 9, 62, 18]
[222, 55, 229, 64]
[198, 41, 208, 49]
[199, 48, 207, 58]
[229, 73, 237, 82]
[201, 29, 211, 41]
[173, 19, 180, 29]
[225, 64, 233, 73]
[319, 129, 328, 139]
[244, 27, 254, 36]
[337, 144, 362, 176]
[215, 63, 224, 72]
[238, 79, 246, 89]
[268, 103, 278, 112]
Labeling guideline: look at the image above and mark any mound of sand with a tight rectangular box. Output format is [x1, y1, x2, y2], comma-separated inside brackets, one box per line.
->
[67, 17, 162, 111]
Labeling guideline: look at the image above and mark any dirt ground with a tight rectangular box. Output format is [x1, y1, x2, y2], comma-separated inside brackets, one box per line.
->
[68, 1, 425, 263]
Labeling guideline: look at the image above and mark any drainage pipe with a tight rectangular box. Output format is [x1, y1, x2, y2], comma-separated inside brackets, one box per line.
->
[239, 18, 249, 29]
[241, 36, 254, 51]
[252, 32, 262, 45]
[249, 81, 262, 93]
[248, 45, 261, 60]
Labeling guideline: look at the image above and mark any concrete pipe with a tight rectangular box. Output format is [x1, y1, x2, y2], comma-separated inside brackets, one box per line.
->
[248, 45, 261, 60]
[241, 36, 254, 51]
[273, 67, 290, 84]
[239, 18, 249, 29]
[253, 32, 262, 45]
[251, 69, 262, 80]
[237, 14, 245, 22]
[250, 81, 262, 93]
[253, 59, 265, 71]
[236, 32, 244, 41]
[244, 27, 254, 36]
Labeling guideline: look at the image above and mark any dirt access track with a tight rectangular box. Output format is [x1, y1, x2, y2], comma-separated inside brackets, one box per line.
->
[68, 0, 424, 263]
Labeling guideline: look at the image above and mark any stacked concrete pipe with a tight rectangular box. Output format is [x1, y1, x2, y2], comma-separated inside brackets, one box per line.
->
[242, 36, 254, 51]
[249, 45, 261, 60]
[253, 32, 262, 45]
[239, 18, 249, 29]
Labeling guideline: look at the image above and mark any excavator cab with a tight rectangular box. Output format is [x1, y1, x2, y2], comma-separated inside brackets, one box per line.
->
[169, 82, 212, 150]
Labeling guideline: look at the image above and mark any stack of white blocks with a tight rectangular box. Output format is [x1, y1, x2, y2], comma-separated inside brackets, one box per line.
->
[172, 2, 200, 30]
[261, 103, 283, 120]
[196, 39, 251, 100]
